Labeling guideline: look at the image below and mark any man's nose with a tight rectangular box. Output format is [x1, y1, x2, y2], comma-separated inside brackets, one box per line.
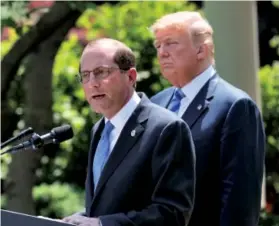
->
[88, 74, 100, 88]
[157, 45, 169, 58]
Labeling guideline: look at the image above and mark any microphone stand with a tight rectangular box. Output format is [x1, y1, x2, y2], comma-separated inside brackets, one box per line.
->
[0, 133, 42, 156]
[0, 127, 34, 150]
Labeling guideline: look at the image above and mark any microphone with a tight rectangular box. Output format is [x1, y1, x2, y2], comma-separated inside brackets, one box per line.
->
[0, 127, 34, 149]
[0, 124, 73, 155]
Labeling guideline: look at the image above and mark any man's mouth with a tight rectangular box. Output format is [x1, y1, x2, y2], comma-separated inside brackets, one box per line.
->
[162, 63, 172, 67]
[92, 94, 106, 100]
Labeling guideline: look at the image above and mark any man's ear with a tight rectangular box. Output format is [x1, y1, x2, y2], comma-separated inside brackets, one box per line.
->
[127, 68, 137, 86]
[197, 43, 207, 61]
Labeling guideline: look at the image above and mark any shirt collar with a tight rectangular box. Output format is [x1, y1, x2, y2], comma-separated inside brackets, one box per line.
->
[180, 65, 215, 102]
[105, 91, 140, 131]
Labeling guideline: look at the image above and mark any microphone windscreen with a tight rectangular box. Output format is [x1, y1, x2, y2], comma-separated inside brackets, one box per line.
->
[52, 124, 74, 142]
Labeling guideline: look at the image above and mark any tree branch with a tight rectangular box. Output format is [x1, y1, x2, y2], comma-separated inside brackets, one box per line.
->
[4, 8, 82, 214]
[1, 2, 81, 101]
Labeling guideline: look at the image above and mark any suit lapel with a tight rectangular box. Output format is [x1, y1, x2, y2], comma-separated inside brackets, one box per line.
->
[161, 87, 176, 108]
[92, 94, 150, 205]
[181, 74, 219, 128]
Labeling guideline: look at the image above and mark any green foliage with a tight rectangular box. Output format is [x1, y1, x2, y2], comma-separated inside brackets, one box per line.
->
[259, 58, 279, 224]
[28, 1, 199, 216]
[1, 1, 35, 36]
[1, 1, 29, 28]
[33, 183, 84, 218]
[43, 0, 199, 183]
[272, 1, 279, 9]
[260, 212, 279, 226]
[67, 2, 96, 12]
[270, 35, 279, 56]
[76, 1, 198, 95]
[1, 27, 19, 58]
[260, 62, 279, 155]
[2, 0, 278, 221]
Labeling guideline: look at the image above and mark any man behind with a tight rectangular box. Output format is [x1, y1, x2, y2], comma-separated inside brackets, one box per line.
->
[63, 38, 196, 226]
[150, 11, 265, 226]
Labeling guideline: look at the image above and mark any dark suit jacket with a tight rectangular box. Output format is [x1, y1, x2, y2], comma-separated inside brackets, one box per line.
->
[84, 93, 196, 226]
[151, 74, 265, 226]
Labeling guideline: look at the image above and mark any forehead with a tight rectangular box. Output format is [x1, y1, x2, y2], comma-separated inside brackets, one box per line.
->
[154, 27, 188, 42]
[80, 46, 115, 70]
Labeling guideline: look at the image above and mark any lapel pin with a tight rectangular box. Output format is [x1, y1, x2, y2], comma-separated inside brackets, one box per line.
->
[131, 129, 136, 137]
[197, 104, 202, 110]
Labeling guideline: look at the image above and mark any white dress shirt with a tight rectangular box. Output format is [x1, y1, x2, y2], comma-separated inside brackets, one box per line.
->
[104, 91, 140, 154]
[177, 65, 216, 117]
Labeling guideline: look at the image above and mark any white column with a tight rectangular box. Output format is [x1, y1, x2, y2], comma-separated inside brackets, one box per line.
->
[204, 1, 265, 208]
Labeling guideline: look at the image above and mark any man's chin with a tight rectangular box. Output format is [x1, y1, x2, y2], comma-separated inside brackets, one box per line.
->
[162, 72, 175, 80]
[91, 105, 111, 116]
[90, 105, 104, 114]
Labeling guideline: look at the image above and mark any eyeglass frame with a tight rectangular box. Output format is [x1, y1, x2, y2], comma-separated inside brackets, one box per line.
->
[76, 65, 129, 84]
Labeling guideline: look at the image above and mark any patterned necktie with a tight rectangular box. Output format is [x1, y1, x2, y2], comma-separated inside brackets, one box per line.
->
[93, 121, 114, 190]
[168, 88, 185, 113]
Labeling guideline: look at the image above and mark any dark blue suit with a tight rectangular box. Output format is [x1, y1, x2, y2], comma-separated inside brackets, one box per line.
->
[151, 74, 265, 226]
[84, 93, 196, 226]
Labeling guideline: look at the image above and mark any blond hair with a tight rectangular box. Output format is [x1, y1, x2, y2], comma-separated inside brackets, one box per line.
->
[150, 11, 215, 65]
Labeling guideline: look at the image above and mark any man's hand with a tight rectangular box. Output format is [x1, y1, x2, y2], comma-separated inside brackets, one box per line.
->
[62, 215, 100, 226]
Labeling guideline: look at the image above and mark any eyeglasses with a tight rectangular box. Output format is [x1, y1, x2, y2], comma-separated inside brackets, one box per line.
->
[77, 66, 125, 84]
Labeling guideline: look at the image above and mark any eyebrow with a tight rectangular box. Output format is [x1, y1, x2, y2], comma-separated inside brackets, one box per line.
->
[79, 65, 98, 73]
[80, 65, 112, 73]
[154, 37, 176, 46]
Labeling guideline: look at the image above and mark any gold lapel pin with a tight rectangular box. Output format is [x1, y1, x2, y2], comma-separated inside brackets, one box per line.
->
[131, 129, 136, 137]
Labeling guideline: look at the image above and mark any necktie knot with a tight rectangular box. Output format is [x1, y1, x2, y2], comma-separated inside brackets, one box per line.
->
[103, 121, 114, 136]
[174, 88, 185, 101]
[168, 88, 185, 113]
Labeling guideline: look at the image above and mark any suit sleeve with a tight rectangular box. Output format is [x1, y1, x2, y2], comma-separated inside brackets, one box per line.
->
[220, 98, 265, 226]
[99, 120, 196, 226]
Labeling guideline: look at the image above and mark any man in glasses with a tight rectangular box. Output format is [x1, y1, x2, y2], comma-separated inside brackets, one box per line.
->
[63, 38, 196, 226]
